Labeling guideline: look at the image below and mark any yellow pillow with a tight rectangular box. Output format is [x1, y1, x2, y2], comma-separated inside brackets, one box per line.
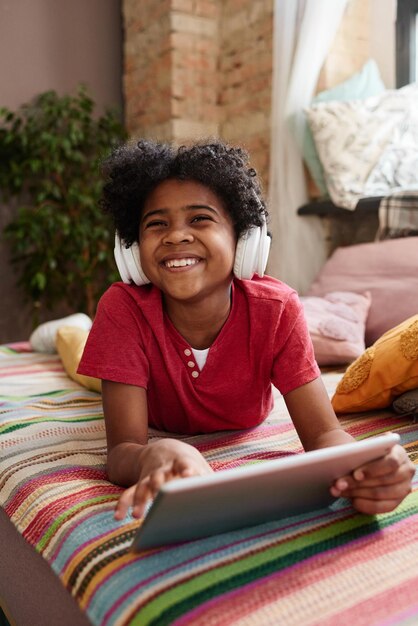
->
[55, 326, 101, 393]
[332, 315, 418, 414]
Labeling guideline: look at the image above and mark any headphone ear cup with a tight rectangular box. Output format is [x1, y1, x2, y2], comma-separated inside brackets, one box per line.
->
[257, 220, 271, 278]
[233, 227, 261, 280]
[114, 234, 132, 284]
[125, 242, 150, 286]
[114, 233, 150, 286]
[233, 220, 271, 280]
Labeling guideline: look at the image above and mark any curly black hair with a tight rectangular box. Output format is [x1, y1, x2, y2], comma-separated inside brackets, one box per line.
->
[101, 139, 268, 246]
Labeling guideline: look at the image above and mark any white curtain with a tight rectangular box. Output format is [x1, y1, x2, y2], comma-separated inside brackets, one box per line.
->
[267, 0, 348, 293]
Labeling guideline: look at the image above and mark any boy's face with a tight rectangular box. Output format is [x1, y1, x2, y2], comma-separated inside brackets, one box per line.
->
[138, 178, 236, 304]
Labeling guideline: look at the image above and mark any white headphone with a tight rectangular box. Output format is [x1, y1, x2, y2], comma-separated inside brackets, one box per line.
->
[114, 217, 271, 286]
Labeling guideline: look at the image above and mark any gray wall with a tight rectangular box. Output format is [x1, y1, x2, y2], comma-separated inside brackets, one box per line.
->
[0, 0, 123, 343]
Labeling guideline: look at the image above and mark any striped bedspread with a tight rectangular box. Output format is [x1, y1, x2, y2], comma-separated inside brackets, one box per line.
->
[1, 343, 418, 626]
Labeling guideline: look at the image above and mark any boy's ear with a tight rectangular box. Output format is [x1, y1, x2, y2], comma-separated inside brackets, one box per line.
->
[114, 232, 150, 286]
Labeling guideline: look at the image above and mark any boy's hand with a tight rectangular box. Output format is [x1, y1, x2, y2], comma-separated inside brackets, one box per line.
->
[330, 443, 415, 515]
[114, 439, 213, 520]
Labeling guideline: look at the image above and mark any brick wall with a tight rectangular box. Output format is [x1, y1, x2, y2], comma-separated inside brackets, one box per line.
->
[122, 0, 371, 190]
[123, 0, 173, 140]
[219, 0, 273, 189]
[170, 0, 220, 143]
[123, 0, 220, 143]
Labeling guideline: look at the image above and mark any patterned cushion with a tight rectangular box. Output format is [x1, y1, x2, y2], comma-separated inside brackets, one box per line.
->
[301, 59, 385, 196]
[306, 83, 418, 209]
[332, 315, 418, 413]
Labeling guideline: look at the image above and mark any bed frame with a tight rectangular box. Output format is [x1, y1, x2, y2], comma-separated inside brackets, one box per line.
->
[0, 509, 91, 626]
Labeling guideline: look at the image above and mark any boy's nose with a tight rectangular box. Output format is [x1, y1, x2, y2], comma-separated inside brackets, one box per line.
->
[162, 226, 194, 245]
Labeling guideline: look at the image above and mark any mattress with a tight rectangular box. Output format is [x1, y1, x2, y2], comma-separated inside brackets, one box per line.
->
[1, 343, 418, 626]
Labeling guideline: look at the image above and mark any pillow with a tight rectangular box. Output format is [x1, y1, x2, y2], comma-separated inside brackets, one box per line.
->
[29, 312, 92, 353]
[393, 388, 418, 416]
[301, 60, 385, 196]
[332, 315, 418, 414]
[306, 82, 418, 209]
[308, 237, 418, 346]
[301, 291, 371, 366]
[56, 327, 101, 393]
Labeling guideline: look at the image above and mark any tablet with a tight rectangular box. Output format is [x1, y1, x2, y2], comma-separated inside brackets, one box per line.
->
[132, 433, 400, 550]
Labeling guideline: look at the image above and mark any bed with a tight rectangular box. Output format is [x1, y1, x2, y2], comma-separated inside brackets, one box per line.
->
[1, 342, 418, 626]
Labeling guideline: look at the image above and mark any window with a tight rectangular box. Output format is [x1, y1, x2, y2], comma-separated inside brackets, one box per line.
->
[396, 0, 418, 86]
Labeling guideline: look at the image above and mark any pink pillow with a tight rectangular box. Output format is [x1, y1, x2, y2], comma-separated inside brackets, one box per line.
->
[301, 291, 371, 366]
[307, 238, 418, 346]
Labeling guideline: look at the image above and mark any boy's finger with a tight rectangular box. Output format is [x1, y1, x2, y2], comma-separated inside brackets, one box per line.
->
[114, 485, 136, 520]
[338, 464, 414, 492]
[332, 474, 358, 493]
[131, 477, 153, 518]
[148, 467, 174, 491]
[352, 457, 399, 481]
[352, 497, 404, 515]
[337, 481, 412, 502]
[132, 468, 181, 517]
[352, 445, 409, 481]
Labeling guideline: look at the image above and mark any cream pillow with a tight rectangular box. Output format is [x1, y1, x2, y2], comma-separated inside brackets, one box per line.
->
[56, 327, 101, 393]
[306, 83, 418, 209]
[332, 315, 418, 414]
[301, 59, 385, 196]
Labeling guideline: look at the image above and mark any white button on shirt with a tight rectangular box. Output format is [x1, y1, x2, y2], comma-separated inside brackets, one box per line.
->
[187, 361, 195, 368]
[184, 349, 192, 356]
[191, 371, 199, 378]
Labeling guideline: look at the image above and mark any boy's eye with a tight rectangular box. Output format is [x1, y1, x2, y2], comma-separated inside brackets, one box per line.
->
[144, 220, 166, 228]
[191, 215, 212, 223]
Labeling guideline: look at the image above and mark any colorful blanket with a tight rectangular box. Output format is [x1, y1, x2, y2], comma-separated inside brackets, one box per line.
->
[1, 343, 418, 626]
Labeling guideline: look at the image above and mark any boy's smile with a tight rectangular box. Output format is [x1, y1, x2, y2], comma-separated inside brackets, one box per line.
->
[163, 257, 200, 268]
[160, 253, 202, 270]
[138, 179, 236, 309]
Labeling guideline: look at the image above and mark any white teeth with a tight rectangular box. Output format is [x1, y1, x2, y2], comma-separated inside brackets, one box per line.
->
[164, 258, 199, 268]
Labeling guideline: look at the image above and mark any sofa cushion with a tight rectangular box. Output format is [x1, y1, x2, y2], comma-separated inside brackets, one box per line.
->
[332, 315, 418, 413]
[308, 238, 418, 346]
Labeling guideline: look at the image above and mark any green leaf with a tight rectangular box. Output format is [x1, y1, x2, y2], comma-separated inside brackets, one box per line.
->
[31, 272, 47, 291]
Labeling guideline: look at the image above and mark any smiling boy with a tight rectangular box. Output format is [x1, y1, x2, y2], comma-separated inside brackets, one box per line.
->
[78, 139, 414, 521]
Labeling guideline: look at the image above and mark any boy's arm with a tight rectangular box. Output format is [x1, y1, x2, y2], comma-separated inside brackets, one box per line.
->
[284, 376, 354, 451]
[101, 380, 212, 519]
[284, 377, 414, 514]
[102, 380, 149, 486]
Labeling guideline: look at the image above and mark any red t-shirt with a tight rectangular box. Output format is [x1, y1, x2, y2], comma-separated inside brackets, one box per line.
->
[78, 277, 320, 434]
